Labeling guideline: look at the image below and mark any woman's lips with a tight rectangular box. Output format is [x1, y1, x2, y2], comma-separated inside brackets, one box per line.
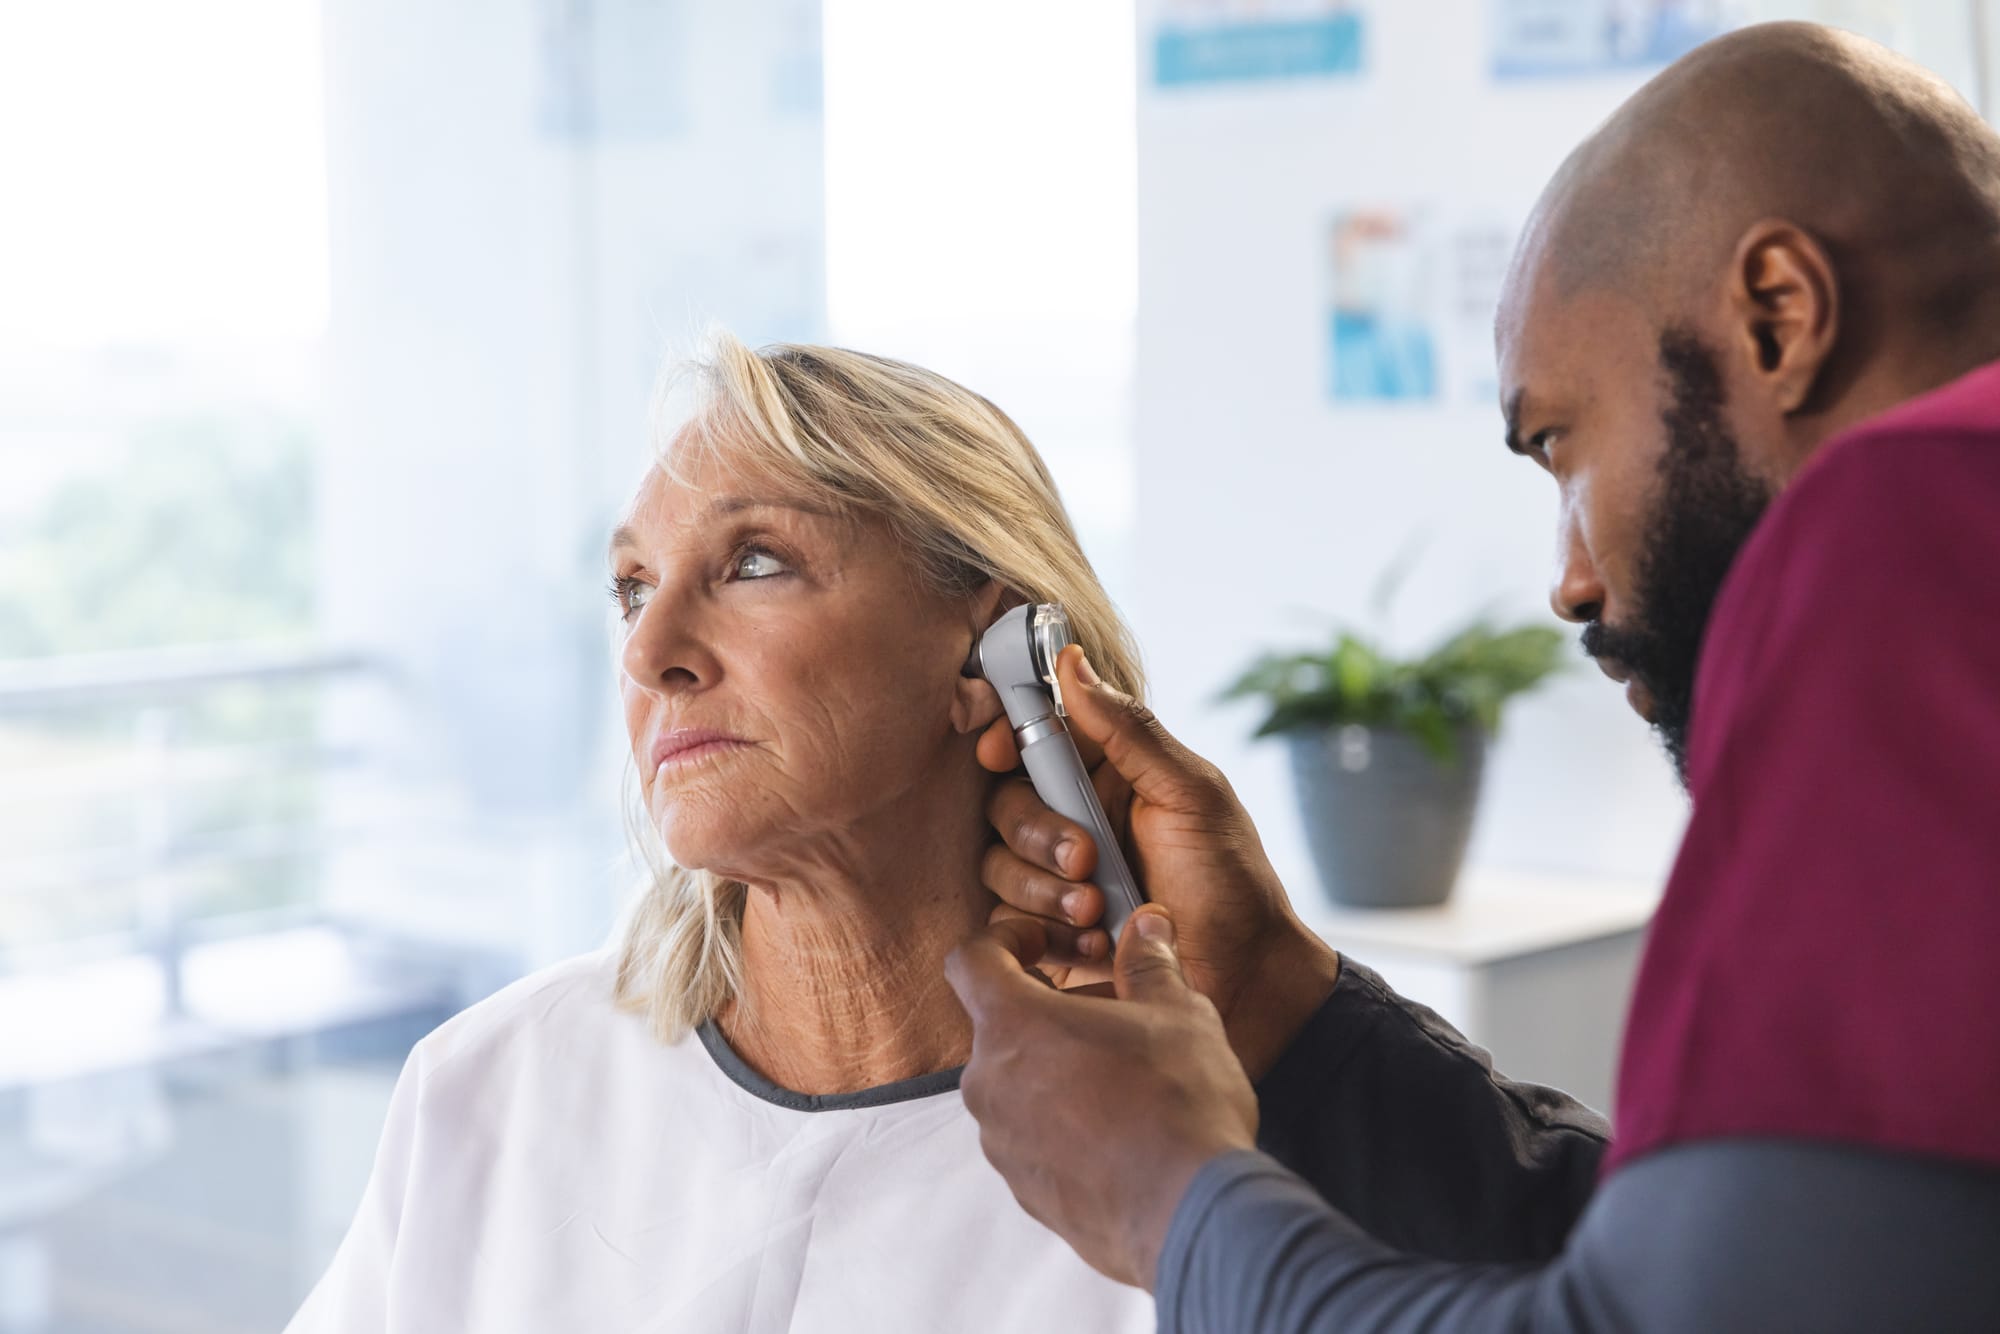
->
[650, 728, 750, 775]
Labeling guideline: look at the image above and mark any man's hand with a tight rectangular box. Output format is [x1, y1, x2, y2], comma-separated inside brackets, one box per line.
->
[945, 907, 1258, 1290]
[978, 644, 1341, 1076]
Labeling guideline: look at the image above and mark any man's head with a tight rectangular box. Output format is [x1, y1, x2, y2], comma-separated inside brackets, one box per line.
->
[1497, 22, 2000, 785]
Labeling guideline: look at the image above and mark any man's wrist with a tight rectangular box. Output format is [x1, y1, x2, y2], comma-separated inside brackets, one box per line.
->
[1221, 917, 1342, 1082]
[1133, 1138, 1251, 1292]
[1148, 1147, 1287, 1315]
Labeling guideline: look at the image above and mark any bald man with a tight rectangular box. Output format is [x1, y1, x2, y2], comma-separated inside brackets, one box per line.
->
[945, 23, 2000, 1332]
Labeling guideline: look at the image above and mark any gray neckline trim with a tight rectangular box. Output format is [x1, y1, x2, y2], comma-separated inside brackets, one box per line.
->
[696, 1019, 965, 1112]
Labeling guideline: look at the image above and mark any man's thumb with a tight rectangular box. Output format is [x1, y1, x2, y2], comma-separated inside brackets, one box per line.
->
[1059, 646, 1214, 813]
[1113, 908, 1190, 1004]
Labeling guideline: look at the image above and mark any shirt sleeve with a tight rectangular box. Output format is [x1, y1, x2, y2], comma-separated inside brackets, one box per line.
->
[1156, 1140, 2000, 1333]
[1254, 956, 1607, 1261]
[282, 1046, 426, 1333]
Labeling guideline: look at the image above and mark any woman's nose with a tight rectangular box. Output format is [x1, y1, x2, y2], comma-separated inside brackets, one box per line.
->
[619, 588, 716, 696]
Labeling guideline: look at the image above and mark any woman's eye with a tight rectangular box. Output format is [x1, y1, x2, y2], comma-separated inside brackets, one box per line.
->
[730, 546, 791, 581]
[608, 576, 652, 621]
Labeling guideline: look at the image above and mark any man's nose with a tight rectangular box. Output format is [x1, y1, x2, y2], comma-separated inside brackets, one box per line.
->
[1548, 502, 1605, 626]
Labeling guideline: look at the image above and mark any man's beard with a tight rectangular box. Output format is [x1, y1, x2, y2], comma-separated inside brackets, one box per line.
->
[1581, 330, 1774, 790]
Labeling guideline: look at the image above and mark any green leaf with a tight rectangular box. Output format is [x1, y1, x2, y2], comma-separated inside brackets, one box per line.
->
[1224, 609, 1569, 745]
[1405, 702, 1457, 764]
[1333, 633, 1378, 702]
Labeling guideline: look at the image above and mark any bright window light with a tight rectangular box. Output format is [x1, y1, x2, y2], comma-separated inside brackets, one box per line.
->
[0, 0, 329, 348]
[822, 0, 1137, 333]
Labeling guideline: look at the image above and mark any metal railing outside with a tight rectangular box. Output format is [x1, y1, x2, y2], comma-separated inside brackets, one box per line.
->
[0, 643, 383, 1008]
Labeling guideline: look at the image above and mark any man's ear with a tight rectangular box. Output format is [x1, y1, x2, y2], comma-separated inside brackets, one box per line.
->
[1726, 218, 1840, 415]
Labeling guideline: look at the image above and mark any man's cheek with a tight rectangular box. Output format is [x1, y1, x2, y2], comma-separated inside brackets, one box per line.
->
[1587, 496, 1654, 620]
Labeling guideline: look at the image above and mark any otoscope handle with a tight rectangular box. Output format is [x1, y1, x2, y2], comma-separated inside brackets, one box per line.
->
[1017, 720, 1146, 945]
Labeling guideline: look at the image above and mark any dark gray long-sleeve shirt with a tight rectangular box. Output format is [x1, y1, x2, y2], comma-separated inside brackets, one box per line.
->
[1160, 957, 2000, 1331]
[1250, 958, 1607, 1263]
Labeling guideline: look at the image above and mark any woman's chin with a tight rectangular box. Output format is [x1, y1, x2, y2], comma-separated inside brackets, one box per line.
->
[656, 814, 759, 879]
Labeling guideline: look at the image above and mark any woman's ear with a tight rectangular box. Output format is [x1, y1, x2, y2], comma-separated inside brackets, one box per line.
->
[971, 579, 1020, 632]
[950, 673, 1006, 735]
[952, 579, 1020, 734]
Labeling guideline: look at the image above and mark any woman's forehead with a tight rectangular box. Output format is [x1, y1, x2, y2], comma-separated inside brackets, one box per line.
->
[610, 453, 861, 555]
[655, 427, 765, 498]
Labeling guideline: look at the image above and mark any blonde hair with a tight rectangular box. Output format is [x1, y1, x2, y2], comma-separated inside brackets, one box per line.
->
[612, 333, 1145, 1042]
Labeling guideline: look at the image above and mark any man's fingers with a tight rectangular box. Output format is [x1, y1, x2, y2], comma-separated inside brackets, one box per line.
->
[989, 901, 1110, 965]
[976, 716, 1020, 773]
[986, 914, 1052, 969]
[1112, 907, 1193, 1005]
[987, 777, 1099, 882]
[946, 920, 1056, 1016]
[981, 840, 1106, 929]
[1057, 646, 1226, 816]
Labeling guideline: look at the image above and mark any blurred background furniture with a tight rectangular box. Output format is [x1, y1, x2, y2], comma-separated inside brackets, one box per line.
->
[1304, 871, 1660, 1117]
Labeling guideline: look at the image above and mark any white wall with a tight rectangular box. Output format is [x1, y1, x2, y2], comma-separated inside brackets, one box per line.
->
[822, 0, 1141, 607]
[316, 0, 824, 963]
[1130, 0, 1990, 905]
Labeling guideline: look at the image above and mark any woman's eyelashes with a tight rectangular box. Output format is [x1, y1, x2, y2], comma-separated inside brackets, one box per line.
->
[606, 540, 798, 622]
[607, 573, 651, 622]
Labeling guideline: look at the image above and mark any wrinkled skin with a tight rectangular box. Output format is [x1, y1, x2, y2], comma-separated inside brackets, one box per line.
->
[613, 442, 1010, 1093]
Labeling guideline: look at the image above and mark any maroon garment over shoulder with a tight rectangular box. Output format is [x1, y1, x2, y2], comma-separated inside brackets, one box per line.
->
[1605, 359, 2000, 1175]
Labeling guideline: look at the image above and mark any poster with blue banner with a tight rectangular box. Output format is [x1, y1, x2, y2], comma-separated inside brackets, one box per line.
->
[1492, 0, 1745, 80]
[1154, 0, 1366, 89]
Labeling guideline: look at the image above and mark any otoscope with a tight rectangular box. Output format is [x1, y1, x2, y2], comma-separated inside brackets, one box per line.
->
[968, 603, 1147, 944]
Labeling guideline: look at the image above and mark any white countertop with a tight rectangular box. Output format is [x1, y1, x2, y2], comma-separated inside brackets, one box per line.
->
[1295, 867, 1663, 966]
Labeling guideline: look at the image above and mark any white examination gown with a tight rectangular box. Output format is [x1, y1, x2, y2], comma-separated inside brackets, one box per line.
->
[285, 949, 1155, 1333]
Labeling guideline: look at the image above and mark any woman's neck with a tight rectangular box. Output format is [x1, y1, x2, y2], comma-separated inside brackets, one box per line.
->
[714, 788, 993, 1096]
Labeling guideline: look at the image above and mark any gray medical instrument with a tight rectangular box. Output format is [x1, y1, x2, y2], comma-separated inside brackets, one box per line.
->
[969, 603, 1147, 944]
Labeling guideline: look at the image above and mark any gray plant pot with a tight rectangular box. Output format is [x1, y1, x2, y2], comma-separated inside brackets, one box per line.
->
[1285, 724, 1487, 910]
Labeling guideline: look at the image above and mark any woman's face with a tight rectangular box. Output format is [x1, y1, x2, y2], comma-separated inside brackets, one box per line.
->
[609, 443, 996, 881]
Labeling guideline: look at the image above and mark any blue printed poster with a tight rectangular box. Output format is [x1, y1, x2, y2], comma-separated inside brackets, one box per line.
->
[1154, 1, 1366, 89]
[1326, 207, 1516, 406]
[1492, 0, 1746, 79]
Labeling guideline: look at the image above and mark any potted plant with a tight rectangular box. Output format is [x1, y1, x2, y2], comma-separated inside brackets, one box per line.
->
[1222, 618, 1566, 909]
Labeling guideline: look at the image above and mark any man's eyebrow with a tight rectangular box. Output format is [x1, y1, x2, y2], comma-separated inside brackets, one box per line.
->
[606, 495, 842, 560]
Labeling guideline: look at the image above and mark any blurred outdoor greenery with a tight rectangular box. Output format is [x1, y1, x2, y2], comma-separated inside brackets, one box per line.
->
[0, 412, 322, 953]
[0, 411, 314, 661]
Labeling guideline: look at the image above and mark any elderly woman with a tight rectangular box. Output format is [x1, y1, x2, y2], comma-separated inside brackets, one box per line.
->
[285, 336, 1154, 1333]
